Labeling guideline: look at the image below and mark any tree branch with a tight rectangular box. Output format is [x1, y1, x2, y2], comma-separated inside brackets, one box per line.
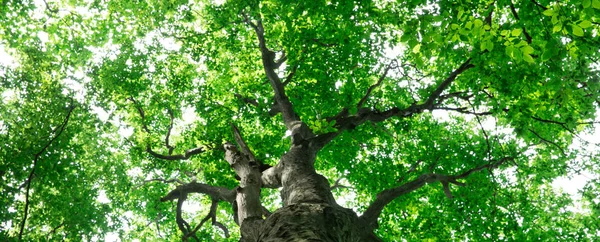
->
[19, 103, 75, 240]
[359, 156, 514, 230]
[231, 123, 257, 163]
[146, 145, 206, 161]
[356, 60, 397, 108]
[530, 0, 547, 10]
[162, 183, 235, 240]
[183, 199, 230, 240]
[165, 109, 175, 155]
[243, 13, 300, 130]
[509, 2, 533, 44]
[224, 142, 263, 226]
[129, 98, 211, 161]
[128, 97, 150, 133]
[528, 128, 567, 157]
[422, 58, 474, 109]
[160, 182, 236, 203]
[313, 59, 474, 149]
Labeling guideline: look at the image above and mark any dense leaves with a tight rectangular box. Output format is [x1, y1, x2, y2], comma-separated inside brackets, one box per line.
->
[1, 0, 600, 241]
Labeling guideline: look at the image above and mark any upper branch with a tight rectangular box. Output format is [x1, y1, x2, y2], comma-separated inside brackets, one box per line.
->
[19, 103, 75, 240]
[244, 14, 300, 129]
[313, 59, 474, 149]
[359, 156, 514, 230]
[160, 182, 236, 203]
[356, 60, 397, 108]
[129, 98, 210, 161]
[422, 58, 474, 109]
[146, 145, 206, 161]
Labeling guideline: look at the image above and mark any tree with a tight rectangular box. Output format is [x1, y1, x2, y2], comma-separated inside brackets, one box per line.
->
[1, 0, 600, 241]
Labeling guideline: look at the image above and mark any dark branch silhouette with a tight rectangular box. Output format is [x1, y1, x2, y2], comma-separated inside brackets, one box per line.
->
[359, 156, 514, 229]
[19, 103, 75, 240]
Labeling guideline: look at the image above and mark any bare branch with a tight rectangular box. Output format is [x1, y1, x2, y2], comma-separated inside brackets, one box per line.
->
[160, 182, 236, 203]
[331, 177, 353, 191]
[184, 199, 229, 240]
[359, 157, 514, 229]
[20, 104, 75, 240]
[231, 123, 257, 163]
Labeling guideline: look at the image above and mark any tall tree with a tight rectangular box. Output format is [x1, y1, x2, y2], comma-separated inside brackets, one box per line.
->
[1, 0, 600, 241]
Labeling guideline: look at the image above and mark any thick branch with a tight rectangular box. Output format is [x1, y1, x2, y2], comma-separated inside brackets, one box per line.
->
[244, 14, 300, 129]
[160, 182, 236, 203]
[422, 58, 474, 108]
[314, 59, 474, 149]
[146, 145, 206, 161]
[359, 157, 513, 229]
[224, 142, 263, 230]
[231, 123, 257, 163]
[19, 104, 75, 240]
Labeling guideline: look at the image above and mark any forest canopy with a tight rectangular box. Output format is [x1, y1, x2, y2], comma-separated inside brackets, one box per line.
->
[1, 0, 600, 241]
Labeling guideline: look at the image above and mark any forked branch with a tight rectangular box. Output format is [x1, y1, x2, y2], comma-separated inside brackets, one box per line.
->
[160, 182, 236, 241]
[359, 156, 514, 230]
[243, 13, 301, 130]
[129, 98, 209, 161]
[314, 59, 474, 150]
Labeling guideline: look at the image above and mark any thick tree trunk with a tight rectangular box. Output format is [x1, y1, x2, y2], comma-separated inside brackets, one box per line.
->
[239, 144, 378, 241]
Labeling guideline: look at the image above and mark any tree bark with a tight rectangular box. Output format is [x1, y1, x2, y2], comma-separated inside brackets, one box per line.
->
[237, 142, 377, 241]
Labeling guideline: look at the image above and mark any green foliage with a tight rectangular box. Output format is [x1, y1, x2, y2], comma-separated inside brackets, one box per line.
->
[1, 0, 600, 241]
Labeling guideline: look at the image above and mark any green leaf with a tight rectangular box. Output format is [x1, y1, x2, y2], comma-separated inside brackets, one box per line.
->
[542, 9, 554, 16]
[583, 0, 592, 8]
[412, 44, 421, 53]
[579, 20, 592, 29]
[523, 53, 535, 63]
[594, 0, 600, 9]
[521, 45, 534, 55]
[571, 24, 584, 36]
[552, 25, 562, 33]
[511, 28, 522, 37]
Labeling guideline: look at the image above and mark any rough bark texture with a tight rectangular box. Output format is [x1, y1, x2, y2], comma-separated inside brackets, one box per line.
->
[258, 203, 361, 242]
[234, 139, 377, 241]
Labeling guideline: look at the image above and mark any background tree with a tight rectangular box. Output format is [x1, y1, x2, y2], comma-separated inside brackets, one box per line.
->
[1, 0, 600, 241]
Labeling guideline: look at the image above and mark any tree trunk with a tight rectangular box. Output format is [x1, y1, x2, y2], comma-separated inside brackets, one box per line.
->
[238, 144, 378, 241]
